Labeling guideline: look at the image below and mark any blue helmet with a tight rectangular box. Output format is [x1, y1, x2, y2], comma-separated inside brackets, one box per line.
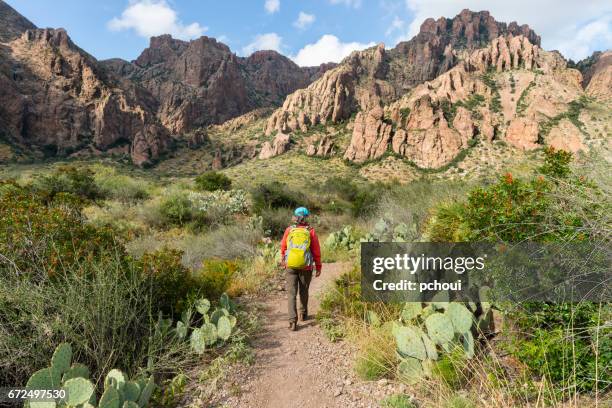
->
[294, 207, 310, 217]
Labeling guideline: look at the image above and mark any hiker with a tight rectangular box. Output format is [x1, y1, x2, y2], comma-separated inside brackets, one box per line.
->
[280, 207, 322, 331]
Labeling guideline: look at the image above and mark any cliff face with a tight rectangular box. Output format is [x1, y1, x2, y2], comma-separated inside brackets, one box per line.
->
[265, 9, 541, 136]
[103, 35, 335, 134]
[0, 21, 170, 166]
[343, 35, 588, 168]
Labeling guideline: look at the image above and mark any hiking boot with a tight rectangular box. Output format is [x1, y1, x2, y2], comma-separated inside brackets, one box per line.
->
[299, 312, 309, 321]
[288, 322, 298, 331]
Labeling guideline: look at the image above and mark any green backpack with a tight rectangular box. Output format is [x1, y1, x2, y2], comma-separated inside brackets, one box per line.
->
[285, 226, 312, 269]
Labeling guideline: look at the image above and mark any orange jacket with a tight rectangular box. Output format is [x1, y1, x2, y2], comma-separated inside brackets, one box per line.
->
[280, 223, 322, 272]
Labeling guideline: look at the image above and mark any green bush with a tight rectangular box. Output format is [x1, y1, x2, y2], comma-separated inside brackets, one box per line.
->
[94, 167, 150, 202]
[259, 207, 292, 238]
[138, 248, 193, 315]
[193, 260, 238, 300]
[195, 171, 232, 192]
[32, 165, 100, 201]
[160, 192, 193, 226]
[0, 255, 195, 388]
[0, 182, 119, 276]
[381, 394, 416, 408]
[251, 182, 310, 214]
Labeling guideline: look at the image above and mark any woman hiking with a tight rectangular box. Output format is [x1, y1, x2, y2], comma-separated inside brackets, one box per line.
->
[280, 207, 322, 331]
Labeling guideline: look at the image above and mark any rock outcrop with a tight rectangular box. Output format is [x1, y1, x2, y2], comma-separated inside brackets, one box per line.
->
[505, 118, 539, 150]
[104, 35, 334, 134]
[0, 24, 170, 166]
[266, 9, 541, 135]
[583, 51, 612, 100]
[0, 0, 35, 42]
[258, 132, 290, 159]
[305, 135, 335, 157]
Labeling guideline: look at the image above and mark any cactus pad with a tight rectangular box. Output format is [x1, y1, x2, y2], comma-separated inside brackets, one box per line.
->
[105, 369, 126, 390]
[430, 290, 449, 310]
[62, 363, 90, 382]
[51, 343, 72, 375]
[424, 313, 454, 344]
[27, 367, 61, 389]
[400, 302, 422, 322]
[190, 328, 207, 354]
[420, 331, 438, 360]
[394, 325, 427, 361]
[366, 310, 381, 327]
[217, 316, 232, 341]
[462, 331, 475, 359]
[447, 303, 473, 334]
[137, 376, 155, 407]
[175, 321, 188, 340]
[123, 381, 141, 402]
[99, 387, 120, 408]
[195, 298, 211, 315]
[396, 358, 424, 384]
[62, 377, 94, 406]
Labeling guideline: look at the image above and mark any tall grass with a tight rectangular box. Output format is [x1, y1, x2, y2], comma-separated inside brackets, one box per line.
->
[0, 251, 198, 388]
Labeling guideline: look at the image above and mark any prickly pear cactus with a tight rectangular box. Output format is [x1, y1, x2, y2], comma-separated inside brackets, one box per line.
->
[62, 364, 89, 382]
[195, 298, 211, 315]
[394, 325, 427, 361]
[217, 316, 232, 341]
[396, 358, 424, 384]
[400, 302, 422, 322]
[63, 377, 95, 406]
[50, 343, 72, 375]
[446, 303, 473, 334]
[424, 313, 454, 345]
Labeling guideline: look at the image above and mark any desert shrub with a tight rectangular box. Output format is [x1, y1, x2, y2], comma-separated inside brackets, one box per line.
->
[160, 191, 194, 226]
[178, 225, 262, 270]
[32, 165, 100, 201]
[137, 248, 193, 315]
[320, 176, 384, 217]
[187, 189, 248, 228]
[193, 259, 238, 300]
[539, 147, 572, 178]
[251, 181, 310, 214]
[424, 149, 611, 395]
[94, 167, 150, 202]
[0, 254, 196, 388]
[195, 171, 232, 191]
[259, 207, 292, 238]
[0, 182, 119, 276]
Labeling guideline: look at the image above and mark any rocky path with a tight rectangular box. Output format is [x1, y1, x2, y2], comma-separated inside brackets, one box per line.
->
[206, 262, 406, 408]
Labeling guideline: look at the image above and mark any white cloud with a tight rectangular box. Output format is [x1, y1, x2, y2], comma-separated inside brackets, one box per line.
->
[108, 0, 206, 40]
[401, 0, 612, 60]
[329, 0, 362, 8]
[264, 0, 280, 14]
[294, 12, 316, 29]
[385, 16, 405, 37]
[242, 33, 283, 55]
[292, 34, 375, 66]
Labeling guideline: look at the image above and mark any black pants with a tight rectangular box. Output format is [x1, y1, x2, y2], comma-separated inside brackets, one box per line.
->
[286, 269, 313, 323]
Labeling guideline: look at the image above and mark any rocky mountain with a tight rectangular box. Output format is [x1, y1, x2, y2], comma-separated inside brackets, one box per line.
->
[265, 9, 541, 135]
[102, 35, 335, 134]
[572, 51, 612, 100]
[0, 1, 170, 166]
[264, 9, 610, 170]
[0, 0, 331, 165]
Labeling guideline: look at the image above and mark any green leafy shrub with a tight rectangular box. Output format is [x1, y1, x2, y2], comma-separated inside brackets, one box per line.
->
[94, 167, 150, 202]
[539, 147, 572, 178]
[0, 182, 118, 276]
[194, 260, 238, 300]
[195, 171, 232, 191]
[138, 248, 193, 314]
[251, 181, 310, 214]
[33, 165, 101, 201]
[159, 192, 193, 226]
[259, 207, 291, 238]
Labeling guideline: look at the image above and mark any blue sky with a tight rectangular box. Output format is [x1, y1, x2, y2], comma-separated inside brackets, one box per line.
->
[6, 0, 611, 66]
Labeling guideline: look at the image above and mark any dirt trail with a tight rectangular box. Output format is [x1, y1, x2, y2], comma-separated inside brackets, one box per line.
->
[209, 262, 392, 408]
